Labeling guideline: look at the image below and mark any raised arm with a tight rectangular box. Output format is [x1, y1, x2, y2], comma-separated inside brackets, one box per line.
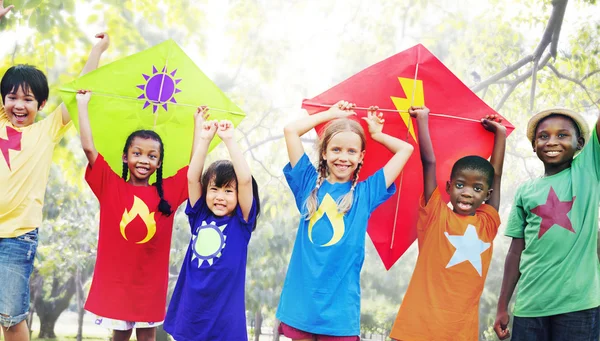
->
[61, 33, 110, 125]
[494, 238, 525, 340]
[76, 90, 98, 166]
[284, 100, 356, 168]
[363, 106, 414, 188]
[217, 120, 254, 221]
[481, 115, 507, 211]
[188, 107, 216, 206]
[0, 0, 14, 20]
[596, 112, 600, 141]
[409, 106, 436, 203]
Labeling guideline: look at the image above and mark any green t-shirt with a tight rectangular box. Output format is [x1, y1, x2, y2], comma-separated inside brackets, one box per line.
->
[505, 127, 600, 317]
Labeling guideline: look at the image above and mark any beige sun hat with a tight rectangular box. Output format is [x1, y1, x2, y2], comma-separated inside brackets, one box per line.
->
[526, 107, 590, 145]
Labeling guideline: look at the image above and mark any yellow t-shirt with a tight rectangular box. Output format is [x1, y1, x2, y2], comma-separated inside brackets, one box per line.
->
[0, 106, 72, 237]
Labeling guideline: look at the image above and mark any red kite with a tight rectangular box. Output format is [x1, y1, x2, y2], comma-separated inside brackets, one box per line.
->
[302, 44, 515, 270]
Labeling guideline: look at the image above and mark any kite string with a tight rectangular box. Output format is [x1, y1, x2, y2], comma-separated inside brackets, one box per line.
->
[60, 89, 246, 116]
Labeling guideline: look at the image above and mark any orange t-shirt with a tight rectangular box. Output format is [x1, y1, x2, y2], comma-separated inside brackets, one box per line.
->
[389, 187, 500, 341]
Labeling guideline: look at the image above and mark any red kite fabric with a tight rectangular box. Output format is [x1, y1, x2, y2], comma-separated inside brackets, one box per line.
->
[301, 44, 514, 270]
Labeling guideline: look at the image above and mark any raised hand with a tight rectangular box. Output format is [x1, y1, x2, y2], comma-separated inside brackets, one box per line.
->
[408, 105, 430, 119]
[199, 118, 218, 141]
[216, 119, 234, 141]
[481, 114, 506, 134]
[0, 0, 14, 20]
[327, 100, 357, 119]
[76, 90, 92, 105]
[93, 32, 110, 54]
[362, 105, 385, 137]
[194, 106, 210, 123]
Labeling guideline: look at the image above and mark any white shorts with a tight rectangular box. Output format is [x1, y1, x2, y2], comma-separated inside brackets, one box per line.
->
[93, 315, 163, 331]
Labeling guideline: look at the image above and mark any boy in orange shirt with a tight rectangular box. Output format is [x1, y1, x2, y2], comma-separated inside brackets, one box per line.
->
[389, 106, 506, 340]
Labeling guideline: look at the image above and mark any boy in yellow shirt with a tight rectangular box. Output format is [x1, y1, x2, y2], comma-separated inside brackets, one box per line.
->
[0, 3, 110, 338]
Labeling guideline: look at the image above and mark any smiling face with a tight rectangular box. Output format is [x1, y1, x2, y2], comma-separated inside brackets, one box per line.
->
[205, 178, 238, 217]
[122, 137, 162, 185]
[533, 115, 584, 176]
[322, 130, 365, 183]
[3, 85, 45, 128]
[446, 168, 492, 216]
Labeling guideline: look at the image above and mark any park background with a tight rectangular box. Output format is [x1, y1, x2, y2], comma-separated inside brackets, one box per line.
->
[0, 0, 599, 340]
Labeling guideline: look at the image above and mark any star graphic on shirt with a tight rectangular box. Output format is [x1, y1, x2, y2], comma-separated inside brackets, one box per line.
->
[531, 187, 575, 239]
[444, 224, 490, 276]
[0, 126, 22, 170]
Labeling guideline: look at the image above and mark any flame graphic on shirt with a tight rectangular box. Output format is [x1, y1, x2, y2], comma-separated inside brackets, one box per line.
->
[120, 196, 156, 244]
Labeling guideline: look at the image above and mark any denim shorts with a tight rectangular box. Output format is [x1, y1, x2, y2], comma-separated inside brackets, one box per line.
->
[512, 306, 600, 341]
[0, 229, 38, 328]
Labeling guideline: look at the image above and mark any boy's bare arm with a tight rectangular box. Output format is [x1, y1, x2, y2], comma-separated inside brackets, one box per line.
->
[595, 114, 599, 144]
[494, 238, 524, 340]
[409, 106, 436, 203]
[481, 115, 507, 211]
[0, 0, 14, 20]
[61, 33, 110, 125]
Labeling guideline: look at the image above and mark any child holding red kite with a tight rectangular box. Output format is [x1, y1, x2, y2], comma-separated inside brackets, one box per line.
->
[389, 106, 506, 341]
[494, 108, 600, 341]
[276, 101, 413, 340]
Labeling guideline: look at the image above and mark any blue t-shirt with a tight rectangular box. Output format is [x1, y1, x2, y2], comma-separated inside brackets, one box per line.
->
[276, 153, 395, 336]
[164, 197, 257, 341]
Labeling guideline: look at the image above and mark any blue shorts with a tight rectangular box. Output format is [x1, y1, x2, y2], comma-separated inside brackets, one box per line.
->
[512, 306, 600, 341]
[0, 229, 38, 328]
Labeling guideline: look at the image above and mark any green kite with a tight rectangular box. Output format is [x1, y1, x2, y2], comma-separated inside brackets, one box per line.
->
[60, 39, 245, 178]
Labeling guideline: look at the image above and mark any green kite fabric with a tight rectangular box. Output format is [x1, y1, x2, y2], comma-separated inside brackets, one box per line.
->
[60, 39, 245, 178]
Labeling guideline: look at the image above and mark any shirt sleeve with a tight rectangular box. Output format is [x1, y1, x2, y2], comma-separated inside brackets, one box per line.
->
[361, 168, 396, 213]
[163, 166, 190, 209]
[185, 197, 211, 233]
[505, 186, 526, 238]
[85, 153, 119, 202]
[41, 106, 73, 143]
[574, 126, 600, 182]
[283, 153, 318, 212]
[476, 203, 501, 238]
[417, 187, 445, 232]
[236, 198, 258, 233]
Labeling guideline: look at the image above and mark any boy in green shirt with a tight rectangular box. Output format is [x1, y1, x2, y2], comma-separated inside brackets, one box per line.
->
[494, 108, 600, 341]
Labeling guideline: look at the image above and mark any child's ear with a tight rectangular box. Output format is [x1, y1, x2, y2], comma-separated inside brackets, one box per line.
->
[445, 180, 451, 194]
[122, 154, 127, 163]
[359, 150, 366, 163]
[577, 136, 585, 150]
[38, 100, 47, 111]
[485, 188, 493, 202]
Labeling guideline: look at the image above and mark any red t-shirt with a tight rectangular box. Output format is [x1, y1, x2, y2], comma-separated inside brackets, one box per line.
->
[390, 187, 500, 341]
[84, 154, 188, 321]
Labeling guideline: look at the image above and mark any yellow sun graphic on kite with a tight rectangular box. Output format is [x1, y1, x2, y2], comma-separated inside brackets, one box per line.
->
[137, 66, 182, 113]
[191, 221, 227, 267]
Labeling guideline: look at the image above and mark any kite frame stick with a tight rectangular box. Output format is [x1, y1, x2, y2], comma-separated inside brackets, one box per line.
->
[60, 88, 246, 116]
[302, 101, 481, 123]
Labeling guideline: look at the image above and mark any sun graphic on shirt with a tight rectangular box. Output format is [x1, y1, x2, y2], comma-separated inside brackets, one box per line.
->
[191, 220, 227, 267]
[136, 66, 182, 113]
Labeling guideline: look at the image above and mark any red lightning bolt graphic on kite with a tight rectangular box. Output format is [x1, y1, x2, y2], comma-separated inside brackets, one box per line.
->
[0, 126, 22, 170]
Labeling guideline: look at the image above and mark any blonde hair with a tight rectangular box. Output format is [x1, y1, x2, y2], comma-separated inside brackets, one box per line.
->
[304, 118, 366, 219]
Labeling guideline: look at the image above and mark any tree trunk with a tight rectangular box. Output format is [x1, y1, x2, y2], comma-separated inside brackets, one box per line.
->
[272, 319, 280, 341]
[254, 309, 263, 341]
[76, 267, 84, 341]
[34, 272, 77, 339]
[38, 318, 58, 339]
